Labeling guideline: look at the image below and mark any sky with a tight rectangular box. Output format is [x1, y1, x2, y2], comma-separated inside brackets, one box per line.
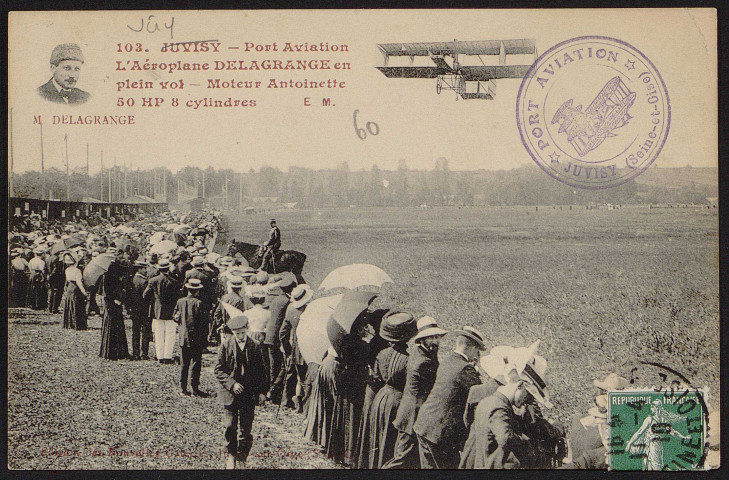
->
[8, 9, 717, 175]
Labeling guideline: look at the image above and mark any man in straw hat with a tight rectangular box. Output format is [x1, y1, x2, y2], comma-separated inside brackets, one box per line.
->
[128, 260, 152, 360]
[279, 283, 314, 412]
[212, 276, 248, 345]
[37, 43, 91, 105]
[566, 371, 629, 469]
[214, 313, 269, 469]
[382, 316, 447, 469]
[174, 278, 209, 396]
[459, 347, 553, 469]
[413, 325, 486, 469]
[264, 273, 297, 405]
[143, 258, 181, 364]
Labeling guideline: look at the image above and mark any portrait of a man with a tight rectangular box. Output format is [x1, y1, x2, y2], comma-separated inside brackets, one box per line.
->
[37, 43, 91, 105]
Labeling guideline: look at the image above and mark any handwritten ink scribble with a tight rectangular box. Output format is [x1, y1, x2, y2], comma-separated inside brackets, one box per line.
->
[127, 15, 175, 39]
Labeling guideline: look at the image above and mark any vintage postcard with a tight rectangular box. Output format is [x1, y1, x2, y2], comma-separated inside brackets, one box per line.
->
[7, 9, 719, 471]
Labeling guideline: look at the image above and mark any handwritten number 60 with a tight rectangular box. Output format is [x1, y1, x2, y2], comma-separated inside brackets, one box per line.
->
[353, 110, 379, 140]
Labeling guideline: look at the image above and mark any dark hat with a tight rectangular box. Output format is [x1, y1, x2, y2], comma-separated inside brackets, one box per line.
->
[454, 326, 487, 350]
[379, 311, 417, 343]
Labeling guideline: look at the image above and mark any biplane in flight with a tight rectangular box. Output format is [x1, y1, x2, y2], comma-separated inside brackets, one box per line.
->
[376, 39, 537, 100]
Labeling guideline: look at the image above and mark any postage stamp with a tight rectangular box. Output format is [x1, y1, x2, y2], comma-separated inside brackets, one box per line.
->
[607, 388, 707, 471]
[516, 36, 670, 189]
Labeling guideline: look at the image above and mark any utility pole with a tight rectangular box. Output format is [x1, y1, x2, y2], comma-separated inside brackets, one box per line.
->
[9, 108, 14, 197]
[100, 151, 104, 201]
[64, 134, 70, 200]
[40, 122, 45, 199]
[239, 171, 243, 213]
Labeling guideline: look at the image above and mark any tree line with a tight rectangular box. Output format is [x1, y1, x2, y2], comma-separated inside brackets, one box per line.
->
[10, 160, 716, 208]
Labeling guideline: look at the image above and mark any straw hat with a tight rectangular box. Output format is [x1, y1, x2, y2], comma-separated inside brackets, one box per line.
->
[453, 326, 487, 350]
[517, 357, 553, 409]
[191, 256, 204, 267]
[228, 276, 244, 288]
[290, 284, 314, 309]
[411, 316, 448, 343]
[593, 373, 630, 392]
[157, 259, 171, 270]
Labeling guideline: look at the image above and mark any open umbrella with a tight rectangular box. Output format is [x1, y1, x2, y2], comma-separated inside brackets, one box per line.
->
[297, 294, 343, 364]
[319, 264, 394, 291]
[327, 291, 378, 353]
[149, 239, 177, 255]
[149, 231, 167, 245]
[50, 236, 84, 255]
[82, 253, 116, 288]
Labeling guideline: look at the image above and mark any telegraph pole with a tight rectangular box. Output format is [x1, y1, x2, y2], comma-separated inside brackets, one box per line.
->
[239, 171, 243, 213]
[9, 108, 14, 197]
[100, 151, 104, 201]
[40, 122, 45, 199]
[64, 134, 70, 200]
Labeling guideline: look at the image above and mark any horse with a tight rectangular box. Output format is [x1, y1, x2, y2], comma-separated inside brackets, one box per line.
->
[227, 239, 307, 283]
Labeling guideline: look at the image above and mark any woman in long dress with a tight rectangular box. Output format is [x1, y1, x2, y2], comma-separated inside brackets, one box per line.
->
[26, 249, 48, 310]
[62, 252, 88, 330]
[99, 261, 129, 360]
[361, 312, 417, 468]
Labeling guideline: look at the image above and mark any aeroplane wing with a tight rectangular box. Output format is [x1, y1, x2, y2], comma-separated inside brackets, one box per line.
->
[459, 65, 534, 81]
[376, 66, 447, 78]
[377, 39, 536, 57]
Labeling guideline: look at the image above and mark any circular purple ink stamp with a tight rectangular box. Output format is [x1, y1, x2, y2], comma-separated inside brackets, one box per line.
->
[516, 36, 670, 189]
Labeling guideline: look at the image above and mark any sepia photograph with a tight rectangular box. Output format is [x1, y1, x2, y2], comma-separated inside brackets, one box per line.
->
[6, 8, 720, 471]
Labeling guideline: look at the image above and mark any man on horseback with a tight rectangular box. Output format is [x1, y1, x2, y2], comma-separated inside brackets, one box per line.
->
[260, 219, 281, 272]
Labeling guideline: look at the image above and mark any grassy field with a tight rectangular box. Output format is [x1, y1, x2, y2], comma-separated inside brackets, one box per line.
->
[8, 205, 719, 469]
[226, 205, 720, 425]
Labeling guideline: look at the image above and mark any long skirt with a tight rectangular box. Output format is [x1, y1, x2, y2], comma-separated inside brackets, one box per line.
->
[366, 384, 403, 468]
[303, 359, 335, 448]
[99, 301, 128, 360]
[62, 282, 87, 330]
[10, 270, 29, 308]
[327, 372, 366, 467]
[356, 382, 379, 468]
[26, 273, 47, 310]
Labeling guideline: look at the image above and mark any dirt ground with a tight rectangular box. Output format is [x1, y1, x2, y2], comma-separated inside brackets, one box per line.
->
[7, 308, 338, 469]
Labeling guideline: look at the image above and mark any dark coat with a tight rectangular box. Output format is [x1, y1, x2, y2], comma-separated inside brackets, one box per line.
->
[173, 294, 209, 349]
[214, 335, 269, 408]
[127, 272, 149, 318]
[278, 303, 304, 365]
[392, 344, 439, 435]
[37, 80, 90, 104]
[412, 351, 482, 446]
[213, 291, 248, 330]
[143, 271, 180, 320]
[459, 392, 528, 469]
[464, 377, 502, 428]
[264, 290, 289, 345]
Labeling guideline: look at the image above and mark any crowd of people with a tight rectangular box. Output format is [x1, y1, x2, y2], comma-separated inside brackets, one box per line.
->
[8, 207, 717, 471]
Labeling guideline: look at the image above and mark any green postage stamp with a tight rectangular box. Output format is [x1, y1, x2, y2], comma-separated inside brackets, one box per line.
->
[607, 388, 708, 470]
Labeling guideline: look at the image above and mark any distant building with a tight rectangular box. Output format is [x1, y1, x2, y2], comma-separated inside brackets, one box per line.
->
[179, 196, 206, 213]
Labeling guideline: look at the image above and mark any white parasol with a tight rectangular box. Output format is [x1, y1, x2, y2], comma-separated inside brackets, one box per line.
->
[296, 294, 343, 364]
[318, 264, 394, 291]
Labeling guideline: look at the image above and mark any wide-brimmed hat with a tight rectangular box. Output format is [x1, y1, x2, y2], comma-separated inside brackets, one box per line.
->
[453, 326, 487, 350]
[133, 260, 148, 268]
[593, 372, 630, 392]
[185, 278, 203, 290]
[290, 284, 314, 309]
[411, 316, 448, 343]
[219, 256, 234, 267]
[256, 271, 269, 284]
[228, 276, 244, 288]
[517, 357, 553, 408]
[379, 311, 417, 343]
[157, 259, 171, 270]
[191, 256, 204, 267]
